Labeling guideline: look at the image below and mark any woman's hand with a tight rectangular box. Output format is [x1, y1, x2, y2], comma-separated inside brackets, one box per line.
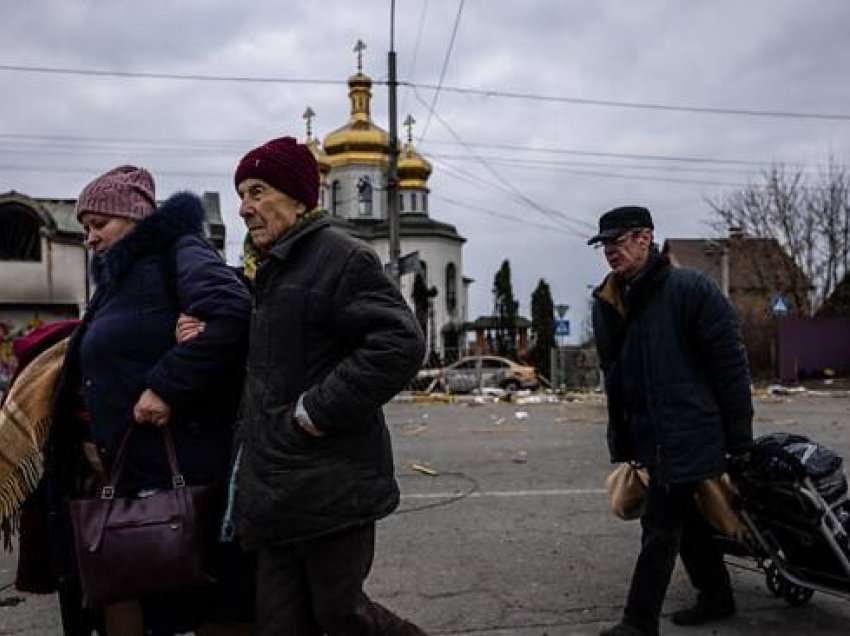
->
[175, 313, 205, 343]
[133, 389, 171, 427]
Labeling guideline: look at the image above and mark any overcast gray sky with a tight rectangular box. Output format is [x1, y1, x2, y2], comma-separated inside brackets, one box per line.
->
[3, 0, 850, 341]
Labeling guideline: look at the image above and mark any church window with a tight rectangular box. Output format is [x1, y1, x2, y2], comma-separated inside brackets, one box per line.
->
[0, 203, 41, 261]
[411, 192, 417, 212]
[331, 181, 341, 216]
[399, 193, 404, 212]
[423, 193, 428, 212]
[357, 176, 373, 217]
[445, 262, 457, 313]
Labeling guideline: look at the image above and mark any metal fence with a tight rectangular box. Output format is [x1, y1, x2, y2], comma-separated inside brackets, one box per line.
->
[550, 346, 601, 390]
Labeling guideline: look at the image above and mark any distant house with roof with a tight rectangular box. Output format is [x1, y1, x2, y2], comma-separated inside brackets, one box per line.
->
[662, 229, 812, 375]
[816, 273, 850, 318]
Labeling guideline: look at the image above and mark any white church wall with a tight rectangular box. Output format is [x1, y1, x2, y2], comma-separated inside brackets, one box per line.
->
[327, 164, 386, 220]
[370, 235, 464, 358]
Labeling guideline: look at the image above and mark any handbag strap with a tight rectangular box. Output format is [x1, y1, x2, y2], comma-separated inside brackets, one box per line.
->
[100, 424, 186, 499]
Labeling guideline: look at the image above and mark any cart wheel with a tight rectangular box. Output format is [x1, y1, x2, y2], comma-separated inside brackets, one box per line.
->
[765, 562, 785, 597]
[782, 582, 814, 607]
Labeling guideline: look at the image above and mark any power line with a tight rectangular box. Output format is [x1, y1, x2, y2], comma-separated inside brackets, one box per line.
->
[432, 158, 593, 237]
[413, 86, 596, 231]
[432, 194, 584, 239]
[400, 0, 430, 116]
[406, 81, 850, 122]
[427, 152, 773, 176]
[418, 0, 465, 142]
[0, 131, 822, 170]
[0, 64, 347, 86]
[420, 140, 789, 167]
[3, 62, 850, 122]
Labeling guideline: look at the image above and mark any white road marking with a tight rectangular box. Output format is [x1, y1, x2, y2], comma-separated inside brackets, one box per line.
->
[401, 488, 606, 500]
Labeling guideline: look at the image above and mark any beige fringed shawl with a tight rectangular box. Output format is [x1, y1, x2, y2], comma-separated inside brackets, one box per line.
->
[0, 337, 68, 542]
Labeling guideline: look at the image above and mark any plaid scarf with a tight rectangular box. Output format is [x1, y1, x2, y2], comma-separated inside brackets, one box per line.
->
[0, 338, 69, 548]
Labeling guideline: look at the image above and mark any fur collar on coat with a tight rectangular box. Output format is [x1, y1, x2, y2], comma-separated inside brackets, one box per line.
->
[92, 192, 205, 287]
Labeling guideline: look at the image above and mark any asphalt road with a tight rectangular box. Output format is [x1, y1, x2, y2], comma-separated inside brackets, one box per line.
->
[2, 392, 849, 634]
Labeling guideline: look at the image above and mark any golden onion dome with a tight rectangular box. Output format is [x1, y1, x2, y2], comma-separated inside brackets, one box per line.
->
[307, 137, 331, 175]
[397, 114, 431, 189]
[398, 142, 432, 190]
[322, 69, 389, 168]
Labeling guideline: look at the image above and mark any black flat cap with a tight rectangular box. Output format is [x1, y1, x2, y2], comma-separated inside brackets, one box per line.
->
[587, 205, 654, 245]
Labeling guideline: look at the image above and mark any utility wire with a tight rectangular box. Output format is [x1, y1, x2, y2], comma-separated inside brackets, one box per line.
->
[432, 157, 599, 236]
[406, 81, 850, 122]
[413, 86, 596, 231]
[418, 0, 465, 142]
[0, 64, 346, 86]
[400, 0, 429, 116]
[432, 194, 582, 239]
[432, 153, 754, 186]
[0, 133, 808, 169]
[3, 62, 850, 121]
[432, 158, 590, 236]
[420, 140, 785, 167]
[427, 152, 770, 175]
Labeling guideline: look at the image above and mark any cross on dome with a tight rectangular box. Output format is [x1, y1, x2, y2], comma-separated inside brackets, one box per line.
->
[353, 40, 366, 72]
[403, 114, 416, 144]
[303, 106, 316, 139]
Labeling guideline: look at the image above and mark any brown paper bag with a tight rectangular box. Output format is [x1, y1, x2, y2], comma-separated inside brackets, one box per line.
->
[695, 474, 746, 539]
[606, 463, 650, 520]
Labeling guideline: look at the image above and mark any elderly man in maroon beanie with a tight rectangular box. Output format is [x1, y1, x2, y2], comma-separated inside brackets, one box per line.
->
[230, 136, 427, 635]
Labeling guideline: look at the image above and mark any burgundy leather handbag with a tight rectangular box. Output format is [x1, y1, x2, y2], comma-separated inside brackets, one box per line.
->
[68, 426, 219, 606]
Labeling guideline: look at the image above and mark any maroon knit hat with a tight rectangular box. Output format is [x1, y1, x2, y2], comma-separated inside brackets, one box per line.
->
[234, 136, 319, 210]
[75, 165, 156, 222]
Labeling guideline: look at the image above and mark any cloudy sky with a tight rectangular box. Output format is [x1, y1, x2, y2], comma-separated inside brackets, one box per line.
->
[3, 1, 850, 340]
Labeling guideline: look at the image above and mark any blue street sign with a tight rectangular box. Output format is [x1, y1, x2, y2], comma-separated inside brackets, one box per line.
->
[555, 319, 570, 336]
[771, 295, 788, 317]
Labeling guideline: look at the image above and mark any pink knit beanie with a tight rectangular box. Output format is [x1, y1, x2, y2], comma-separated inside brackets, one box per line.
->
[75, 165, 156, 221]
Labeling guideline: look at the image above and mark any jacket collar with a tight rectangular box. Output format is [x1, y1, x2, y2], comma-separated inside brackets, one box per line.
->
[593, 245, 670, 318]
[266, 215, 330, 264]
[92, 191, 205, 287]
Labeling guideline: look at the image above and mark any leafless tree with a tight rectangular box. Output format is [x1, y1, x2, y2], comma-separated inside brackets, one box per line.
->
[708, 160, 850, 313]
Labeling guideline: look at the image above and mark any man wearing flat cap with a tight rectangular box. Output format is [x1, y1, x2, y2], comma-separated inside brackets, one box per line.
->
[231, 137, 427, 635]
[590, 206, 753, 636]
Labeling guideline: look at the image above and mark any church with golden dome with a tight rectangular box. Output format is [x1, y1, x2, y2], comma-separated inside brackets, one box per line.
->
[304, 42, 470, 361]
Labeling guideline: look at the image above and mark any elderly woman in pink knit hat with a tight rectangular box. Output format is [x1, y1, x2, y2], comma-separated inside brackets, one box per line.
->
[41, 166, 253, 635]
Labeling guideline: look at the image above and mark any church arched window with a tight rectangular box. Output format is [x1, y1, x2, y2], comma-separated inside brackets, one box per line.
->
[0, 203, 41, 261]
[331, 181, 341, 216]
[423, 193, 428, 212]
[399, 193, 404, 212]
[445, 262, 457, 313]
[411, 192, 418, 212]
[357, 176, 373, 217]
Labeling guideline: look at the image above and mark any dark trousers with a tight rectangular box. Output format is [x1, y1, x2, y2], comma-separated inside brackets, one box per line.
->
[622, 477, 732, 635]
[255, 523, 427, 636]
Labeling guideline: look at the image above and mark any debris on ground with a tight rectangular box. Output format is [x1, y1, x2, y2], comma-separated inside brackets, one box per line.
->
[512, 451, 528, 464]
[411, 463, 438, 476]
[473, 426, 527, 433]
[514, 395, 543, 405]
[401, 424, 429, 436]
[767, 385, 808, 396]
[514, 411, 529, 420]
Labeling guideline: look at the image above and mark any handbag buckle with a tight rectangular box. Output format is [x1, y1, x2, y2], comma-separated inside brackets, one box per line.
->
[100, 486, 115, 500]
[172, 474, 186, 489]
